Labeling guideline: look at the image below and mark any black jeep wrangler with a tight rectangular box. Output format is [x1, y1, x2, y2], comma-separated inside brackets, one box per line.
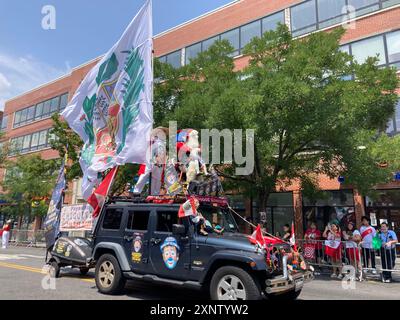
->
[89, 197, 313, 300]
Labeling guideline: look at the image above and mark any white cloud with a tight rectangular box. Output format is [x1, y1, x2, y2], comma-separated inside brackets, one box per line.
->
[0, 53, 68, 111]
[0, 73, 11, 92]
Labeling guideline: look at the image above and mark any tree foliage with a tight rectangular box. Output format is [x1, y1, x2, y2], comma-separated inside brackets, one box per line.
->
[164, 25, 399, 209]
[0, 155, 59, 219]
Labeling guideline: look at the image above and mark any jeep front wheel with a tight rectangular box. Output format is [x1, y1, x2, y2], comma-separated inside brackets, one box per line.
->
[210, 266, 261, 300]
[95, 254, 126, 295]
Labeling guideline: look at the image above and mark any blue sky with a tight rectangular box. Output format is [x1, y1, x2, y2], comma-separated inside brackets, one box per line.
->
[0, 0, 233, 110]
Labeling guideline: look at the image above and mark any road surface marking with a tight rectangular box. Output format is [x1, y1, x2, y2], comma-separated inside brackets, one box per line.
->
[0, 261, 95, 283]
[0, 254, 45, 261]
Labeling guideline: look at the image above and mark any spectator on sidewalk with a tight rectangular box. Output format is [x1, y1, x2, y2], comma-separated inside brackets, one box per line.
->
[323, 222, 343, 279]
[379, 222, 398, 283]
[360, 216, 377, 274]
[342, 221, 362, 279]
[304, 222, 323, 264]
[1, 220, 11, 249]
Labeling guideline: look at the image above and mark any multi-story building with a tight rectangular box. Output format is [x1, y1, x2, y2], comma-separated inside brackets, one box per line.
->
[2, 0, 400, 236]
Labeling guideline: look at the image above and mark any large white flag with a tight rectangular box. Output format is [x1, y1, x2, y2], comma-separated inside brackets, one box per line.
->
[61, 0, 153, 199]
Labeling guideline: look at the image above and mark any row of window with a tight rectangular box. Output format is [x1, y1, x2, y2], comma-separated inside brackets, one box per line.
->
[340, 29, 400, 68]
[9, 128, 55, 156]
[13, 93, 69, 128]
[291, 0, 399, 37]
[158, 10, 285, 68]
[158, 0, 400, 68]
[102, 208, 177, 233]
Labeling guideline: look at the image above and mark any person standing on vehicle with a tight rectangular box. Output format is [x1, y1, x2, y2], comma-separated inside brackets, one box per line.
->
[360, 216, 377, 273]
[379, 222, 398, 283]
[342, 222, 362, 279]
[1, 220, 11, 249]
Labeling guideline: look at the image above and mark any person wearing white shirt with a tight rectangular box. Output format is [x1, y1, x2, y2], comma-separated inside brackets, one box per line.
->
[359, 216, 377, 273]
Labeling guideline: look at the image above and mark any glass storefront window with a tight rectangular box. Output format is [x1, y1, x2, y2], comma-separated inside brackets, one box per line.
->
[221, 28, 240, 57]
[291, 0, 317, 36]
[241, 20, 261, 49]
[264, 192, 294, 236]
[303, 190, 355, 231]
[386, 30, 400, 64]
[262, 11, 284, 33]
[185, 42, 202, 65]
[351, 35, 386, 65]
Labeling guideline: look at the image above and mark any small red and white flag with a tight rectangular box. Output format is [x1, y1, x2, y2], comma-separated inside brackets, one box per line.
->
[290, 221, 297, 251]
[178, 198, 198, 218]
[252, 224, 266, 248]
[87, 167, 118, 218]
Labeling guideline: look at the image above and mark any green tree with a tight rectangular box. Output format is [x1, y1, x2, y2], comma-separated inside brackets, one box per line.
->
[169, 25, 400, 210]
[0, 154, 59, 225]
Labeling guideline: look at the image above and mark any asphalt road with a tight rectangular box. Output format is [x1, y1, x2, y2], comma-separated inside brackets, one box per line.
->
[0, 246, 399, 300]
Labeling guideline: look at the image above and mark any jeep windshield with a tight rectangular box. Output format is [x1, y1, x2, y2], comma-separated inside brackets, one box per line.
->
[198, 206, 239, 233]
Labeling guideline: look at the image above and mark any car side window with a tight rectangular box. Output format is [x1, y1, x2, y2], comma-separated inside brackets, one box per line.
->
[102, 208, 123, 230]
[156, 211, 178, 233]
[126, 211, 150, 231]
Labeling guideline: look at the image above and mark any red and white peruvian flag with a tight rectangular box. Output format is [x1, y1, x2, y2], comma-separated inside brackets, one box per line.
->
[251, 224, 266, 248]
[324, 240, 341, 257]
[178, 198, 197, 218]
[87, 167, 118, 218]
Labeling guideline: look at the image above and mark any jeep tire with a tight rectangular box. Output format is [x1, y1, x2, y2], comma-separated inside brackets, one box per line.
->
[95, 254, 126, 295]
[210, 266, 261, 300]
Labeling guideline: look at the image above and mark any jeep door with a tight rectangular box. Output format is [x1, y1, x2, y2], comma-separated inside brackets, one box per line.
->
[122, 208, 151, 274]
[148, 209, 190, 280]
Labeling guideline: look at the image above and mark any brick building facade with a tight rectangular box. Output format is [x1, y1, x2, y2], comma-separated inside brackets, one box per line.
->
[2, 0, 400, 235]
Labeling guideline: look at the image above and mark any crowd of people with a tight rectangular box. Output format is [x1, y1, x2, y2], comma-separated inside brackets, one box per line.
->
[302, 216, 398, 282]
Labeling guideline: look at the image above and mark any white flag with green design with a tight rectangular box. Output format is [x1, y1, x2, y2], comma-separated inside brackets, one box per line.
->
[61, 0, 153, 199]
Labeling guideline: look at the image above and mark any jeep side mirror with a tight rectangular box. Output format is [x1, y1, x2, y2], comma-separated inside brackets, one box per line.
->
[172, 224, 186, 235]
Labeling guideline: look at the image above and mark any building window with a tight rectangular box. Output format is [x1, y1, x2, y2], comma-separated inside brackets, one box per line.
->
[241, 20, 261, 49]
[221, 28, 240, 57]
[13, 92, 69, 128]
[317, 0, 347, 29]
[303, 190, 355, 232]
[1, 115, 8, 131]
[185, 42, 202, 65]
[59, 93, 69, 112]
[291, 0, 317, 37]
[202, 35, 220, 52]
[351, 35, 386, 65]
[366, 189, 400, 239]
[265, 193, 294, 236]
[348, 0, 380, 16]
[386, 30, 400, 67]
[9, 128, 52, 156]
[166, 50, 182, 69]
[382, 0, 400, 8]
[262, 11, 285, 33]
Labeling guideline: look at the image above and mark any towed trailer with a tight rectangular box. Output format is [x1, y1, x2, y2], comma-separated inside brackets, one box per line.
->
[46, 236, 94, 278]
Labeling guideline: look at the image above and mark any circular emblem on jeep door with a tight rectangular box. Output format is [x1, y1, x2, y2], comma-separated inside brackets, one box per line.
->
[160, 237, 180, 270]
